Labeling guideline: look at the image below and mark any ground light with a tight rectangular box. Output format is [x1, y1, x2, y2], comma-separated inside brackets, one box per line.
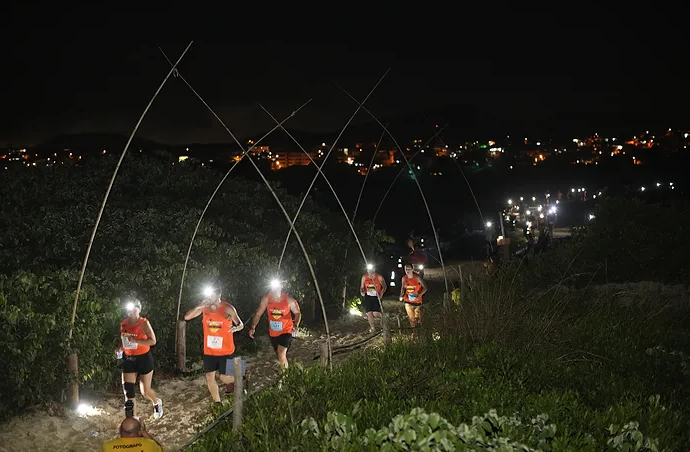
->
[76, 403, 103, 417]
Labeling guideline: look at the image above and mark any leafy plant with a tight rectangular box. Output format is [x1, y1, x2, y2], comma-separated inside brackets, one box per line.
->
[0, 154, 390, 418]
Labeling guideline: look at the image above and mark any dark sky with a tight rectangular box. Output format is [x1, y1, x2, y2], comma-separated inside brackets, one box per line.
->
[2, 19, 688, 147]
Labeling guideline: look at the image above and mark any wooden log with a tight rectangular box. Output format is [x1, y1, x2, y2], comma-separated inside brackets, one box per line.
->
[67, 352, 79, 408]
[177, 320, 187, 371]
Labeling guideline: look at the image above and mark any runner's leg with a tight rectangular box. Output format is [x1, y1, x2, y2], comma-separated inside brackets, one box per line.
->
[206, 371, 221, 402]
[366, 311, 376, 331]
[122, 372, 137, 403]
[276, 345, 289, 370]
[138, 371, 157, 405]
[404, 303, 416, 328]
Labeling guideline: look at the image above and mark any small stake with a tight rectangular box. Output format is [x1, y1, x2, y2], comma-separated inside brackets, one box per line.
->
[232, 357, 244, 431]
[320, 343, 329, 367]
[176, 320, 187, 371]
[382, 315, 391, 344]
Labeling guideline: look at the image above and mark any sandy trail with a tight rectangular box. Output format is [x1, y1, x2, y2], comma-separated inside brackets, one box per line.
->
[0, 314, 382, 452]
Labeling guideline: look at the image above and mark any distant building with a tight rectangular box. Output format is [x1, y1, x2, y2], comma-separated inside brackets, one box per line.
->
[272, 151, 317, 170]
[250, 145, 270, 156]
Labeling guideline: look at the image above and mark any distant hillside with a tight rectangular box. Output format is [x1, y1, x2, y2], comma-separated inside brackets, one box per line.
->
[29, 133, 168, 153]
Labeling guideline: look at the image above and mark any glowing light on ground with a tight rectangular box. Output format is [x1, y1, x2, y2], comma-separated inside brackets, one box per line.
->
[76, 403, 104, 417]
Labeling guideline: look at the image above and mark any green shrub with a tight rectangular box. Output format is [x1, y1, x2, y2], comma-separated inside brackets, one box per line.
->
[0, 155, 390, 418]
[0, 271, 118, 416]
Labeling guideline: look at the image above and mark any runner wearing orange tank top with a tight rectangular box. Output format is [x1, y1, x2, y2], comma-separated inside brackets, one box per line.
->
[399, 264, 428, 328]
[248, 279, 301, 371]
[115, 299, 162, 419]
[184, 284, 244, 404]
[359, 264, 387, 332]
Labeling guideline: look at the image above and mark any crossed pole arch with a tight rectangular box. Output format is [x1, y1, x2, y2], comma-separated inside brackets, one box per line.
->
[335, 84, 451, 297]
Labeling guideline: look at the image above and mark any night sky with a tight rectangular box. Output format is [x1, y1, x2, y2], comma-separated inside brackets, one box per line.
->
[2, 20, 688, 147]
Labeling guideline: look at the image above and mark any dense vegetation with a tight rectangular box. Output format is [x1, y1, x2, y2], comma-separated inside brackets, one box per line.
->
[0, 154, 388, 418]
[190, 198, 690, 451]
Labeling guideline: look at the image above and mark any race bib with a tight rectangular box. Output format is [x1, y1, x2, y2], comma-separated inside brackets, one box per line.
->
[121, 336, 138, 350]
[270, 320, 283, 332]
[206, 335, 223, 349]
[407, 293, 418, 301]
[366, 289, 378, 297]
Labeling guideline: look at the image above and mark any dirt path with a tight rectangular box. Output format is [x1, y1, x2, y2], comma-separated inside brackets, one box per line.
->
[0, 315, 377, 452]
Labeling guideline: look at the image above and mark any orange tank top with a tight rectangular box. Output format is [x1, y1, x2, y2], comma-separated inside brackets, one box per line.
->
[120, 317, 150, 356]
[362, 273, 382, 297]
[266, 292, 294, 337]
[203, 302, 236, 356]
[402, 275, 423, 304]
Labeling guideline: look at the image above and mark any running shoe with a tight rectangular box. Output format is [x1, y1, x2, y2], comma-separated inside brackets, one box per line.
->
[153, 398, 163, 420]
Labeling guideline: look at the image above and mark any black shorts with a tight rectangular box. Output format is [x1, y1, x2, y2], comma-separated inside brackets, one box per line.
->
[404, 301, 423, 308]
[122, 351, 154, 375]
[363, 295, 381, 313]
[270, 333, 293, 351]
[204, 354, 233, 374]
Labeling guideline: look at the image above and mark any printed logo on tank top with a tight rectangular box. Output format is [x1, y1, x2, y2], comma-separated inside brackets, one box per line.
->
[207, 319, 221, 333]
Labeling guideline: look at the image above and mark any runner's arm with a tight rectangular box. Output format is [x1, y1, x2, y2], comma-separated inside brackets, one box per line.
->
[399, 277, 405, 299]
[133, 320, 157, 346]
[359, 275, 366, 294]
[248, 297, 268, 338]
[377, 274, 387, 296]
[288, 297, 301, 330]
[418, 277, 428, 297]
[227, 304, 244, 332]
[183, 304, 205, 321]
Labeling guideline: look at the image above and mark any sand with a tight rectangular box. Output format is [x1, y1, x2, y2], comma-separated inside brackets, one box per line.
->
[0, 314, 380, 452]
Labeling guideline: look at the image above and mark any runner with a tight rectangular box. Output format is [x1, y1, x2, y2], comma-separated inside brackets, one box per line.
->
[399, 263, 428, 328]
[406, 238, 428, 277]
[248, 279, 301, 370]
[116, 299, 162, 419]
[183, 284, 244, 404]
[360, 263, 386, 332]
